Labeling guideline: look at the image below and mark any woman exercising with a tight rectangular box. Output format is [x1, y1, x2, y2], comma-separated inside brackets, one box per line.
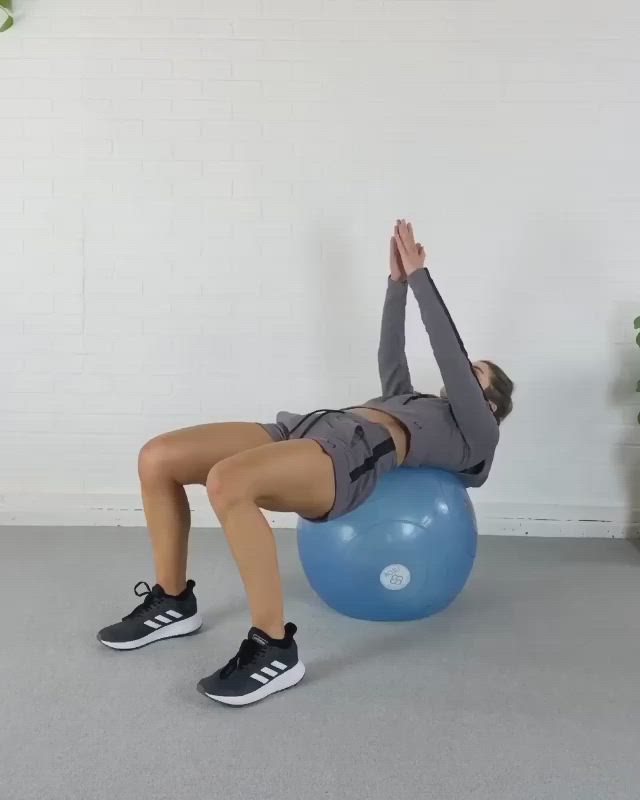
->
[98, 219, 514, 707]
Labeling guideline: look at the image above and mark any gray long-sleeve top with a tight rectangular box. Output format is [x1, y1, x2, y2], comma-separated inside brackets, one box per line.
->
[360, 268, 499, 487]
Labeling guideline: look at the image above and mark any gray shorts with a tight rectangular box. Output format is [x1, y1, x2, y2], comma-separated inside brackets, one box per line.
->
[259, 409, 398, 522]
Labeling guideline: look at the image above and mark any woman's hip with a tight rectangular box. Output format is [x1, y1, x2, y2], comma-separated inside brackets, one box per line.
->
[258, 410, 398, 520]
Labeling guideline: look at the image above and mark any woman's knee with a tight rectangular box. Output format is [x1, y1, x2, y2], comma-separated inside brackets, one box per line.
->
[206, 459, 253, 516]
[138, 436, 176, 484]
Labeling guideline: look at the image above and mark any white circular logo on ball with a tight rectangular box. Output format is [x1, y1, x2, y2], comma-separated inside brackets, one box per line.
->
[380, 564, 411, 591]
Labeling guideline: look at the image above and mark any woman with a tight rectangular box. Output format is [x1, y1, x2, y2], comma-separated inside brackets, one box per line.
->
[98, 219, 514, 707]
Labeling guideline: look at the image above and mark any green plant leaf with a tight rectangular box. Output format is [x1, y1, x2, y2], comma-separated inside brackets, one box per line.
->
[636, 380, 640, 393]
[636, 330, 640, 348]
[635, 315, 640, 330]
[0, 0, 13, 32]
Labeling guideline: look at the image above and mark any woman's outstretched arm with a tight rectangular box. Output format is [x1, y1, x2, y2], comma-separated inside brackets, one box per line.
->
[394, 220, 498, 450]
[378, 234, 414, 399]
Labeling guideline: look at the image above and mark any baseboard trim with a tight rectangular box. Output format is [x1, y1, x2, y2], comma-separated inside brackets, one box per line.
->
[1, 493, 639, 538]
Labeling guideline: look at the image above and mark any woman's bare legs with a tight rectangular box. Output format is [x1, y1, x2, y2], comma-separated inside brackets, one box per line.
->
[137, 423, 274, 595]
[207, 439, 336, 639]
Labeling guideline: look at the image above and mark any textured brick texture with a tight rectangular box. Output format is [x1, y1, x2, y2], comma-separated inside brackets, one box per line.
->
[1, 0, 639, 531]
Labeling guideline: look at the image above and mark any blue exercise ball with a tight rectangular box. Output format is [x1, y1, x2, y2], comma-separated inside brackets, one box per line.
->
[297, 467, 478, 621]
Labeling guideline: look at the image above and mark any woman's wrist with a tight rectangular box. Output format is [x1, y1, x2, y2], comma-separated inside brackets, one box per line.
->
[407, 266, 428, 286]
[404, 264, 424, 278]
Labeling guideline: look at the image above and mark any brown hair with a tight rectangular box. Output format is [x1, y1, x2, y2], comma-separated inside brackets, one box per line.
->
[483, 360, 515, 425]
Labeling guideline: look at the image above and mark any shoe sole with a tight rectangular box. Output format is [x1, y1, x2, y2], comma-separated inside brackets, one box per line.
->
[198, 660, 306, 707]
[97, 612, 203, 651]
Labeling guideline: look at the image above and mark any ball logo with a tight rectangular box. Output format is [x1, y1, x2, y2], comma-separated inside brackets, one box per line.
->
[380, 564, 411, 591]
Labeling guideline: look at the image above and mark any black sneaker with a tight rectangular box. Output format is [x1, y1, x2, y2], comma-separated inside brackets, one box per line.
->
[197, 622, 305, 706]
[97, 579, 202, 650]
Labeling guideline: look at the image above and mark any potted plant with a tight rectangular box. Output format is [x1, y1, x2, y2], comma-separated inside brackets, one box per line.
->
[1, 0, 13, 32]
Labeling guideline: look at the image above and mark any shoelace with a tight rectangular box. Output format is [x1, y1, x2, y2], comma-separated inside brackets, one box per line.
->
[220, 638, 264, 679]
[122, 581, 165, 621]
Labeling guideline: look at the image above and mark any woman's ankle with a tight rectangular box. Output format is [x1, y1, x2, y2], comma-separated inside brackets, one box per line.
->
[254, 621, 286, 640]
[158, 579, 188, 597]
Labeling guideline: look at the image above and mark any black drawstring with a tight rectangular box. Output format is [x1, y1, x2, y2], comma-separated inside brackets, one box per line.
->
[287, 398, 440, 439]
[287, 404, 392, 440]
[287, 409, 342, 439]
[401, 393, 437, 405]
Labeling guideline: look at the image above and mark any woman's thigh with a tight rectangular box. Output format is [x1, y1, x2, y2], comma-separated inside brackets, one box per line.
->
[210, 439, 336, 521]
[139, 422, 275, 487]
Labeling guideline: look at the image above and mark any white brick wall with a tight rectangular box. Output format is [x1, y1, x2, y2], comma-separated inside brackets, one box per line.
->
[1, 0, 640, 535]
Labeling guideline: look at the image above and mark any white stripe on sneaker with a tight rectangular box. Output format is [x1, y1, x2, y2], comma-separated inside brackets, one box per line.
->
[261, 667, 278, 677]
[250, 673, 269, 685]
[271, 660, 287, 670]
[166, 610, 182, 619]
[99, 612, 203, 651]
[205, 661, 305, 707]
[144, 620, 161, 629]
[155, 615, 171, 624]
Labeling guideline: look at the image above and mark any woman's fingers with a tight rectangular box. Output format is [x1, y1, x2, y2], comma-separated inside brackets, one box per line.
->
[397, 219, 414, 249]
[394, 231, 409, 258]
[397, 219, 413, 238]
[394, 219, 420, 255]
[389, 236, 404, 280]
[389, 235, 397, 263]
[393, 221, 405, 254]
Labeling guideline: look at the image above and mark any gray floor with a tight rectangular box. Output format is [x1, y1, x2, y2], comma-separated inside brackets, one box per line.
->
[2, 529, 640, 800]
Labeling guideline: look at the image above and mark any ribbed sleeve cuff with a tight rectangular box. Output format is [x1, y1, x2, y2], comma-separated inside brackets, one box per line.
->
[387, 275, 409, 292]
[407, 268, 430, 291]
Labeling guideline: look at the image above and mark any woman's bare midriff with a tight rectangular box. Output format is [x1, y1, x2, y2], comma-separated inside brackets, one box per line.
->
[352, 407, 409, 465]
